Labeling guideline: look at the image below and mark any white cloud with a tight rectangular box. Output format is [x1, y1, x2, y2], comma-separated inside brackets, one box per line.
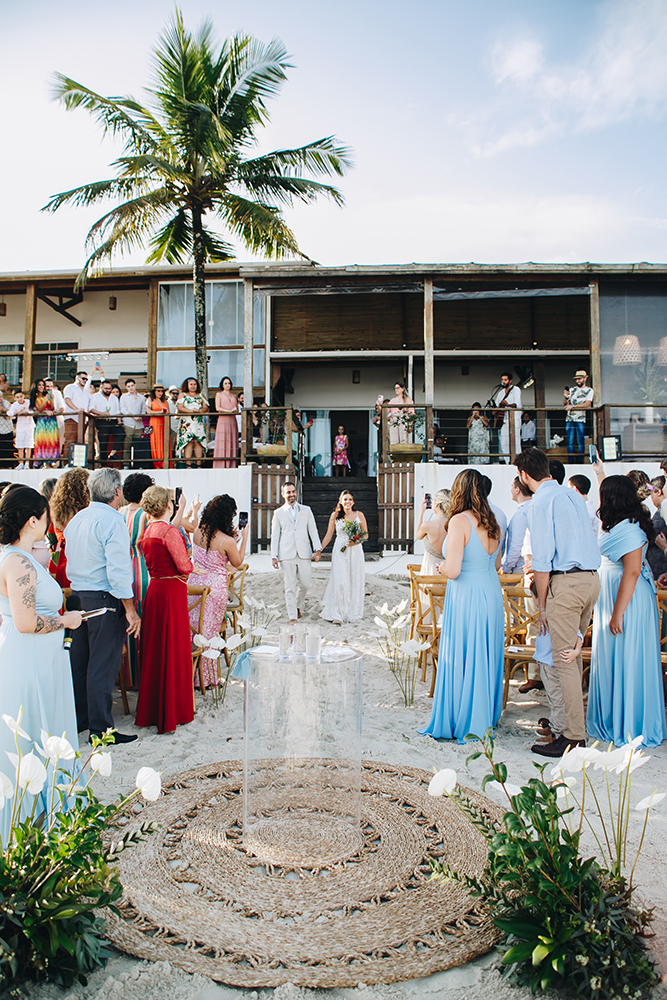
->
[491, 38, 544, 85]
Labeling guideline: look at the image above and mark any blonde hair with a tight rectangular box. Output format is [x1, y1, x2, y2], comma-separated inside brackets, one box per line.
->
[140, 485, 171, 519]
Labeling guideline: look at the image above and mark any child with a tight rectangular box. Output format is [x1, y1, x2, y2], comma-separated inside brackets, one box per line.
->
[7, 391, 34, 469]
[533, 628, 584, 743]
[332, 425, 349, 477]
[568, 473, 599, 536]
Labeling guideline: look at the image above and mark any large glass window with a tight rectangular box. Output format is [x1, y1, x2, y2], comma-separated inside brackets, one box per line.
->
[599, 283, 667, 405]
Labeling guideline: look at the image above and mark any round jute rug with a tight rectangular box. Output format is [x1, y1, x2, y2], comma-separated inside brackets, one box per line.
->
[105, 759, 502, 988]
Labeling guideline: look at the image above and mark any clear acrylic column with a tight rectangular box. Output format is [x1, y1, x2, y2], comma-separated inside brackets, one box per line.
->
[243, 645, 363, 866]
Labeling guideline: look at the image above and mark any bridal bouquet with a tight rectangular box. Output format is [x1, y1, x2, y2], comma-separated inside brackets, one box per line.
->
[340, 520, 368, 552]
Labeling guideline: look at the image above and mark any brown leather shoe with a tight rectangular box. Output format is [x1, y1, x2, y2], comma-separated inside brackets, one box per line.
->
[531, 735, 586, 757]
[519, 679, 544, 693]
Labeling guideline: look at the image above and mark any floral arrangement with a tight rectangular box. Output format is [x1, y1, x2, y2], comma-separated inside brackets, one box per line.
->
[0, 709, 160, 990]
[428, 729, 661, 1000]
[193, 595, 281, 706]
[390, 407, 426, 436]
[372, 600, 430, 706]
[340, 519, 368, 552]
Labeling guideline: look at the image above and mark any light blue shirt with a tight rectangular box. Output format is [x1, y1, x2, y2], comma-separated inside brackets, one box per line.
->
[489, 501, 507, 553]
[526, 480, 601, 574]
[503, 500, 531, 573]
[63, 501, 134, 599]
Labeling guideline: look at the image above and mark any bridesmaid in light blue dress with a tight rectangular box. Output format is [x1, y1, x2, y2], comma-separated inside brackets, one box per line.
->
[587, 476, 667, 748]
[0, 486, 82, 845]
[418, 469, 504, 745]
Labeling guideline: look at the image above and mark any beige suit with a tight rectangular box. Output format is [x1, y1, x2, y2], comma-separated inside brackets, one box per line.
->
[271, 502, 322, 619]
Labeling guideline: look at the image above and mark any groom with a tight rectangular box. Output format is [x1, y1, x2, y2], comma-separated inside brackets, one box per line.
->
[271, 482, 322, 623]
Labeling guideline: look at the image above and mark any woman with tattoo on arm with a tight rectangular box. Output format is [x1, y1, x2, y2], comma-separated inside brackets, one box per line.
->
[0, 486, 83, 843]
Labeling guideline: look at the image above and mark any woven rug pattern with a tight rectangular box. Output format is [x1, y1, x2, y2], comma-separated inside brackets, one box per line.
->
[106, 759, 501, 988]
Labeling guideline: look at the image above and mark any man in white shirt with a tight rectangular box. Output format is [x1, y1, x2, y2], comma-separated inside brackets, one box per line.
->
[62, 367, 96, 459]
[493, 372, 521, 463]
[44, 377, 65, 451]
[564, 370, 594, 464]
[503, 476, 532, 572]
[89, 378, 121, 463]
[119, 378, 147, 467]
[271, 482, 322, 622]
[167, 385, 181, 458]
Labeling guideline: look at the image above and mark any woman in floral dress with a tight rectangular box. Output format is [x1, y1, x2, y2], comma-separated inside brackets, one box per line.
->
[332, 425, 349, 477]
[30, 379, 61, 465]
[176, 377, 208, 467]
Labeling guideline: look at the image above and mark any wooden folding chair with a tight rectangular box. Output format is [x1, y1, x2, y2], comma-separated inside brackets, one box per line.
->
[226, 563, 248, 632]
[406, 563, 422, 637]
[502, 585, 539, 708]
[499, 573, 524, 588]
[424, 582, 447, 697]
[412, 574, 445, 681]
[187, 584, 211, 705]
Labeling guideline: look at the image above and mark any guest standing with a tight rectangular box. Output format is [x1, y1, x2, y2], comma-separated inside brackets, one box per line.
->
[188, 494, 249, 687]
[587, 476, 667, 748]
[48, 468, 91, 588]
[120, 473, 154, 686]
[271, 482, 322, 623]
[62, 368, 95, 460]
[176, 377, 208, 468]
[0, 389, 13, 467]
[7, 391, 34, 469]
[493, 373, 521, 463]
[30, 379, 61, 465]
[520, 411, 537, 449]
[416, 489, 450, 574]
[320, 490, 368, 624]
[502, 477, 532, 573]
[0, 486, 82, 843]
[515, 448, 601, 758]
[147, 385, 170, 468]
[647, 476, 667, 582]
[64, 468, 140, 743]
[135, 486, 194, 734]
[167, 385, 181, 460]
[564, 370, 593, 464]
[418, 469, 504, 744]
[332, 425, 349, 476]
[213, 376, 239, 468]
[466, 403, 490, 464]
[387, 382, 414, 447]
[89, 378, 121, 464]
[120, 378, 147, 468]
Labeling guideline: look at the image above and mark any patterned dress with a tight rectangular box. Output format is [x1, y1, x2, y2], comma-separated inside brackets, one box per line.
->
[122, 505, 150, 686]
[188, 541, 229, 688]
[33, 394, 61, 461]
[176, 394, 207, 456]
[333, 434, 349, 467]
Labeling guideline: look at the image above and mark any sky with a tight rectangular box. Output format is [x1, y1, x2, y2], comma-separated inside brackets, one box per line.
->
[2, 0, 667, 272]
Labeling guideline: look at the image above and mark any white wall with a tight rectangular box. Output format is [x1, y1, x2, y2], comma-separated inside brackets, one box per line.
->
[412, 461, 663, 554]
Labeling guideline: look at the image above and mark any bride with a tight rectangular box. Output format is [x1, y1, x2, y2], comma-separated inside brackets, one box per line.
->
[320, 490, 368, 624]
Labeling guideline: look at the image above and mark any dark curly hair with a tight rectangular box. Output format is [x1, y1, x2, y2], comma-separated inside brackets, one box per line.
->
[598, 475, 655, 542]
[50, 468, 90, 531]
[122, 472, 154, 505]
[198, 494, 236, 550]
[333, 489, 357, 520]
[0, 486, 49, 545]
[181, 376, 201, 394]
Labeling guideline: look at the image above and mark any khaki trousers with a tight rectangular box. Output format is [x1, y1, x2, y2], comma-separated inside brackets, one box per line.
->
[546, 572, 600, 742]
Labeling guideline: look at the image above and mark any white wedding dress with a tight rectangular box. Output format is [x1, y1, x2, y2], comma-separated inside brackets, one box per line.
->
[321, 519, 365, 623]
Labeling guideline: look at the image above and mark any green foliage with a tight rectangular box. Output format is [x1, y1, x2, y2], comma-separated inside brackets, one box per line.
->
[430, 731, 659, 1000]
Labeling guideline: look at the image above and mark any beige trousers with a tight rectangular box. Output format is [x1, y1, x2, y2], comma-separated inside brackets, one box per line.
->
[546, 572, 600, 742]
[281, 557, 312, 621]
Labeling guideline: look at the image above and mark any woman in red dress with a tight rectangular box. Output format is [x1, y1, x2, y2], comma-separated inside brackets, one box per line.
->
[135, 485, 194, 734]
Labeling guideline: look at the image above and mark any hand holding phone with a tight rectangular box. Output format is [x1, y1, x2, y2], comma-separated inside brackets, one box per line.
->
[424, 493, 432, 509]
[589, 445, 598, 464]
[238, 511, 249, 529]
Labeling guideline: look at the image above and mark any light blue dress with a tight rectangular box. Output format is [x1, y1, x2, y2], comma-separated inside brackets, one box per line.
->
[587, 520, 667, 748]
[418, 514, 504, 744]
[0, 546, 78, 845]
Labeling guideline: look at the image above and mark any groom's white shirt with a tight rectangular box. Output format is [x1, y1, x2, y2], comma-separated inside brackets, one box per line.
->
[271, 502, 322, 561]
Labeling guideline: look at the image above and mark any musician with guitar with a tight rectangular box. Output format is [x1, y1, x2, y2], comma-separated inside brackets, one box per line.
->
[493, 372, 522, 463]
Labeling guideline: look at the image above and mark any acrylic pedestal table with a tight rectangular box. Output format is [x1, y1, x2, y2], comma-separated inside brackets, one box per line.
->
[105, 643, 501, 987]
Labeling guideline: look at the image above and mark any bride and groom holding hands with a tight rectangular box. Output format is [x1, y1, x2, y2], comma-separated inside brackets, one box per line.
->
[270, 482, 368, 625]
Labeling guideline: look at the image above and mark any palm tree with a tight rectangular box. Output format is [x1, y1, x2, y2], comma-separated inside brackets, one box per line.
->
[43, 11, 351, 395]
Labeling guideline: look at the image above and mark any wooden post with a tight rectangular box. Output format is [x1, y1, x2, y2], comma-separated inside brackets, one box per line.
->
[23, 283, 37, 393]
[425, 405, 434, 461]
[423, 278, 434, 405]
[589, 282, 601, 407]
[147, 279, 158, 389]
[240, 408, 247, 464]
[163, 410, 170, 469]
[534, 360, 546, 449]
[286, 407, 293, 468]
[382, 402, 390, 466]
[87, 416, 96, 469]
[243, 278, 254, 405]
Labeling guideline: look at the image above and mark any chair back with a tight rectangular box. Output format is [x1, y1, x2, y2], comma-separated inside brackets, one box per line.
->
[657, 590, 667, 651]
[227, 563, 248, 608]
[407, 563, 422, 634]
[413, 574, 444, 634]
[503, 585, 538, 645]
[499, 573, 524, 587]
[425, 583, 447, 630]
[187, 584, 211, 640]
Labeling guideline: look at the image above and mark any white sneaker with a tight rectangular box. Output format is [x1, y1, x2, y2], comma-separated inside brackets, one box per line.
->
[15, 463, 23, 470]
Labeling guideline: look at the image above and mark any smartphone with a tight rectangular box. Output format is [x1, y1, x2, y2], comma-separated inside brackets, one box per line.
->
[424, 493, 432, 509]
[589, 445, 598, 464]
[238, 511, 249, 529]
[175, 486, 183, 505]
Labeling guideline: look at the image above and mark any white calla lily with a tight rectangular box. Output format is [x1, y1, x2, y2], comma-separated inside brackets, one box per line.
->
[376, 603, 389, 616]
[395, 598, 409, 613]
[192, 634, 206, 648]
[225, 633, 246, 651]
[556, 776, 578, 799]
[635, 791, 666, 812]
[36, 730, 76, 762]
[90, 752, 112, 777]
[428, 768, 457, 796]
[136, 766, 161, 801]
[593, 747, 631, 772]
[0, 770, 14, 809]
[2, 707, 29, 741]
[7, 751, 47, 795]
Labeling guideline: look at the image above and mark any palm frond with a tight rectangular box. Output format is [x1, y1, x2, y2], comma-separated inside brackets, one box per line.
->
[218, 193, 306, 259]
[242, 137, 353, 179]
[83, 188, 174, 256]
[216, 35, 291, 138]
[42, 177, 144, 213]
[146, 209, 193, 264]
[113, 154, 189, 186]
[235, 173, 345, 207]
[199, 228, 236, 262]
[52, 75, 163, 155]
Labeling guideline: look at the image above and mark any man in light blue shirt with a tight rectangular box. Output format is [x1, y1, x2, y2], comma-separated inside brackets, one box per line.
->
[516, 448, 600, 759]
[503, 477, 532, 573]
[64, 468, 141, 743]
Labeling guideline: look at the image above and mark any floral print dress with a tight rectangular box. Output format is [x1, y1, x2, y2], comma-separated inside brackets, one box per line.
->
[176, 394, 207, 456]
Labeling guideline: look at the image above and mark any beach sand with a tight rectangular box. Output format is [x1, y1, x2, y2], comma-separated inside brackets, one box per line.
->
[26, 566, 667, 1000]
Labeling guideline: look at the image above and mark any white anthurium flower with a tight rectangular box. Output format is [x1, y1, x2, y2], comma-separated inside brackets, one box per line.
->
[202, 648, 221, 660]
[635, 791, 666, 812]
[2, 707, 30, 741]
[393, 614, 410, 629]
[225, 633, 246, 651]
[428, 769, 457, 796]
[374, 616, 391, 631]
[487, 779, 523, 797]
[35, 730, 76, 762]
[251, 626, 269, 637]
[7, 751, 47, 795]
[193, 634, 207, 648]
[376, 603, 389, 616]
[207, 636, 226, 650]
[556, 776, 578, 799]
[625, 735, 644, 750]
[235, 615, 250, 630]
[549, 745, 587, 776]
[624, 750, 650, 775]
[0, 771, 14, 809]
[396, 598, 409, 613]
[136, 767, 161, 801]
[244, 596, 259, 610]
[90, 752, 112, 777]
[593, 747, 631, 772]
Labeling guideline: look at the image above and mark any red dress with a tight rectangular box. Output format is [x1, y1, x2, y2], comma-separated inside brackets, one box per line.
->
[135, 521, 194, 734]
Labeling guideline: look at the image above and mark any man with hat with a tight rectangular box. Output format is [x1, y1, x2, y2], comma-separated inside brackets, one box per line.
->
[563, 370, 593, 463]
[167, 384, 181, 462]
